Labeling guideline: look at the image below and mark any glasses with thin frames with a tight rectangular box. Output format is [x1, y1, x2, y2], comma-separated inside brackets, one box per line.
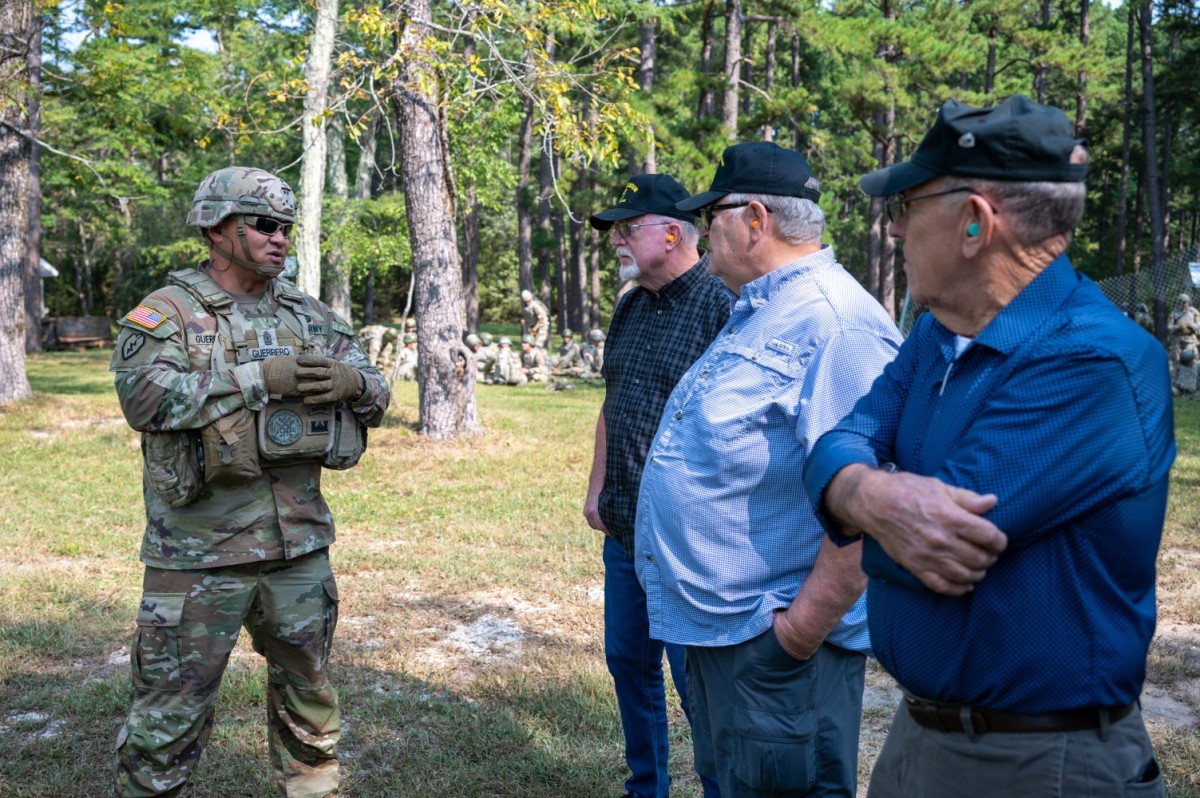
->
[884, 187, 989, 223]
[612, 220, 671, 239]
[700, 202, 773, 229]
[245, 215, 294, 238]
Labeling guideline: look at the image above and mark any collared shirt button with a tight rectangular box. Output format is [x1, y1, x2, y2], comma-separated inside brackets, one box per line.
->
[675, 411, 683, 419]
[634, 378, 640, 384]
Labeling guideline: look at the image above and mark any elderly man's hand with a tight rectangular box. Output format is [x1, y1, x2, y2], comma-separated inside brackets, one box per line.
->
[827, 465, 1006, 596]
[583, 489, 612, 537]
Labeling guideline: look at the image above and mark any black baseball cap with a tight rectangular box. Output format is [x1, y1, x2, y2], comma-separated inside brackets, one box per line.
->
[590, 173, 697, 230]
[860, 95, 1089, 197]
[676, 141, 821, 211]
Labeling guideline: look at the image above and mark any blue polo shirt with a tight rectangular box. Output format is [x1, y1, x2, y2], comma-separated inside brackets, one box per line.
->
[804, 254, 1175, 714]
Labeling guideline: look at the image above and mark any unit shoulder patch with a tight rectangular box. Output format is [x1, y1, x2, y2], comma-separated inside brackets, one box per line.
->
[124, 305, 168, 330]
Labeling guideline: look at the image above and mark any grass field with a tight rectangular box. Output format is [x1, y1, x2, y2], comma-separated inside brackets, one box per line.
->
[1, 349, 1198, 797]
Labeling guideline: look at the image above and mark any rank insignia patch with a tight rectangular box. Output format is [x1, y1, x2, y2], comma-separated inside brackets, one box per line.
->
[125, 305, 167, 329]
[122, 332, 146, 360]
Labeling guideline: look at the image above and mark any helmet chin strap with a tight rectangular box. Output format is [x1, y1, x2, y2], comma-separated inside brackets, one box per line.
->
[209, 217, 284, 278]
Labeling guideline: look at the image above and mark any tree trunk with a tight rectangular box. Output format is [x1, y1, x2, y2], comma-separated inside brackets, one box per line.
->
[516, 93, 534, 294]
[0, 0, 34, 401]
[698, 1, 717, 122]
[985, 23, 997, 95]
[353, 108, 379, 200]
[537, 142, 555, 315]
[462, 182, 480, 331]
[762, 20, 776, 141]
[296, 0, 338, 297]
[722, 0, 742, 137]
[638, 13, 657, 173]
[1138, 2, 1168, 341]
[393, 0, 482, 439]
[589, 227, 602, 327]
[791, 33, 802, 149]
[323, 112, 353, 320]
[22, 5, 40, 353]
[1115, 6, 1134, 280]
[1075, 0, 1090, 137]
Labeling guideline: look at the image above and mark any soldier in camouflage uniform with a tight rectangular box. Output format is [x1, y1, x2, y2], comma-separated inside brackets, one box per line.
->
[551, 329, 585, 377]
[110, 167, 390, 798]
[520, 335, 551, 382]
[1174, 348, 1199, 397]
[466, 333, 497, 382]
[581, 328, 605, 377]
[1169, 293, 1200, 371]
[519, 289, 550, 348]
[391, 333, 418, 381]
[357, 324, 397, 368]
[492, 337, 525, 384]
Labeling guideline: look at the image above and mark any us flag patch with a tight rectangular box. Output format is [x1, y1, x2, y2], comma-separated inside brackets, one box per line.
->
[124, 305, 167, 329]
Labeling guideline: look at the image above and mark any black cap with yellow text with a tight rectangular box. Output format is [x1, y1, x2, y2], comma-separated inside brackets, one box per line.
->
[590, 174, 697, 230]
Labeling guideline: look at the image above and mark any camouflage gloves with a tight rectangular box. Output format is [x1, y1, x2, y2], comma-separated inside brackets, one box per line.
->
[262, 354, 365, 405]
[293, 353, 365, 405]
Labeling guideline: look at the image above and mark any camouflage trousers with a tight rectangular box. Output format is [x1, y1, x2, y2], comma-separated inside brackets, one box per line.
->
[114, 549, 341, 798]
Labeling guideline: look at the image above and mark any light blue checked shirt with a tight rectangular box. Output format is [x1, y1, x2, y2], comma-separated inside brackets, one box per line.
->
[634, 245, 902, 651]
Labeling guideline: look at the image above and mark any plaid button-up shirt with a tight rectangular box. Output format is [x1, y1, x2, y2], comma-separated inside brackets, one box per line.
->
[598, 254, 731, 559]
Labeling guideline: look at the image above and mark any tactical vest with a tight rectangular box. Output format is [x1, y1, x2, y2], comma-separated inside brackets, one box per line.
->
[168, 269, 364, 473]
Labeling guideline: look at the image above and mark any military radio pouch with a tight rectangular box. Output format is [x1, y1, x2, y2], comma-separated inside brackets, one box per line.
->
[256, 400, 368, 470]
[142, 430, 204, 508]
[200, 407, 262, 484]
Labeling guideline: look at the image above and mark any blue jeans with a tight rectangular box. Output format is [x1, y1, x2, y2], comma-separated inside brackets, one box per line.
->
[604, 536, 719, 798]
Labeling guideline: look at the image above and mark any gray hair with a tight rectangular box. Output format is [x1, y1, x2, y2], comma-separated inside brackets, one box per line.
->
[726, 180, 824, 245]
[944, 146, 1089, 242]
[648, 214, 700, 250]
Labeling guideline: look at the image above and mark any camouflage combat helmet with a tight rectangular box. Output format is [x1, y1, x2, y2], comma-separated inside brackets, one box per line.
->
[465, 333, 481, 347]
[480, 332, 495, 345]
[521, 335, 535, 346]
[1183, 348, 1197, 365]
[588, 329, 605, 342]
[521, 289, 533, 302]
[1179, 293, 1192, 305]
[499, 336, 512, 346]
[403, 333, 417, 344]
[562, 329, 574, 339]
[187, 167, 296, 229]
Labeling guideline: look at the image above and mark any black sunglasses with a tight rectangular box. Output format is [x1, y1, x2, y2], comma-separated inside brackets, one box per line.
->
[245, 215, 293, 238]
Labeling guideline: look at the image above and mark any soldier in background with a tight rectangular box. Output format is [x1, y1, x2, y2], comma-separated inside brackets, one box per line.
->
[519, 289, 550, 348]
[479, 331, 500, 371]
[552, 329, 585, 377]
[582, 328, 605, 377]
[1169, 293, 1199, 370]
[1174, 348, 1198, 397]
[109, 166, 389, 797]
[520, 335, 550, 382]
[467, 333, 497, 382]
[493, 336, 525, 384]
[392, 333, 419, 381]
[358, 324, 397, 367]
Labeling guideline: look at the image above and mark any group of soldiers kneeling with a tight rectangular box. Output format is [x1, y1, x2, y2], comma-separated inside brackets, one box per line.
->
[357, 322, 606, 386]
[470, 328, 605, 385]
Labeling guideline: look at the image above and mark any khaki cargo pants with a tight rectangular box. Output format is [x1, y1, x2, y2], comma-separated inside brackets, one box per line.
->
[114, 549, 340, 798]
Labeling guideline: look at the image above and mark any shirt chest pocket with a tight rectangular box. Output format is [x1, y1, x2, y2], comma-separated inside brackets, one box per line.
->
[692, 344, 802, 441]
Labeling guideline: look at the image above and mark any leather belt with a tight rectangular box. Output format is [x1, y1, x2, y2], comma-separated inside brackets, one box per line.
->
[904, 696, 1136, 734]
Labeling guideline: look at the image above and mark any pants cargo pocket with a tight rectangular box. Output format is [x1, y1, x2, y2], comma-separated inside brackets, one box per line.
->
[320, 576, 339, 667]
[132, 592, 186, 692]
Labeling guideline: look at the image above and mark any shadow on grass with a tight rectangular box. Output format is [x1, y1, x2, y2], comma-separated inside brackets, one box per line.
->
[0, 586, 625, 798]
[0, 664, 622, 798]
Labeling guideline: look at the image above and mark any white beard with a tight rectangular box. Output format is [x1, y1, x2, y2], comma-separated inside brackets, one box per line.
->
[616, 247, 640, 282]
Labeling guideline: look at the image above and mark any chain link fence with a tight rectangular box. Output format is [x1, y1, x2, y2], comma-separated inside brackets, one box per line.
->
[897, 246, 1200, 341]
